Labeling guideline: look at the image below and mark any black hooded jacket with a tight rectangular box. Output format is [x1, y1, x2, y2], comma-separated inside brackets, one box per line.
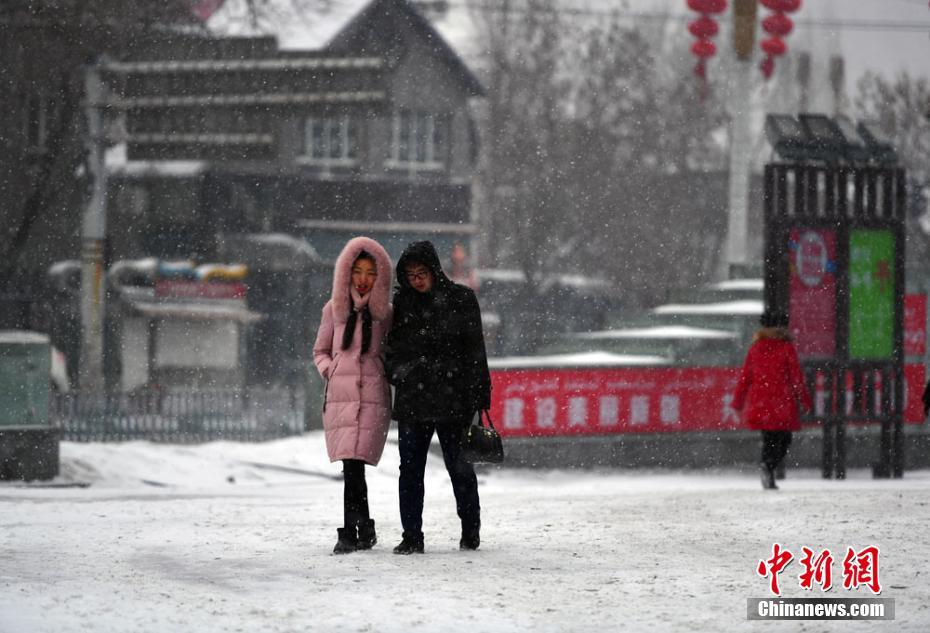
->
[385, 241, 492, 423]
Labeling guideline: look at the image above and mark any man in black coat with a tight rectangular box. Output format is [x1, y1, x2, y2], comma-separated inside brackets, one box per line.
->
[385, 241, 491, 554]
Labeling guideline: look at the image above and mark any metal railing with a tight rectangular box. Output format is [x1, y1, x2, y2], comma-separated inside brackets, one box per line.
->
[51, 387, 306, 442]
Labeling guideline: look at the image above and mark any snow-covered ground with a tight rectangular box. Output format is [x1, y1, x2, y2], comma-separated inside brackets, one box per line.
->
[2, 432, 929, 632]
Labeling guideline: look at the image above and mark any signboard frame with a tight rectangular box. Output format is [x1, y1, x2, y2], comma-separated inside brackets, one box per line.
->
[763, 163, 907, 478]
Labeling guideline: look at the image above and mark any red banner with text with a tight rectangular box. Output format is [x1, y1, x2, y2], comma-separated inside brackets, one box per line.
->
[490, 365, 926, 437]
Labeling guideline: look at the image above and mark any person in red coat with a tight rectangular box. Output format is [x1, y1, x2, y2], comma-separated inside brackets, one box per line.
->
[733, 310, 813, 490]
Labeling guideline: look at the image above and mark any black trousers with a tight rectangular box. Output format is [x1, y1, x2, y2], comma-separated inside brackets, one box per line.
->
[761, 431, 792, 470]
[398, 418, 480, 537]
[342, 459, 369, 529]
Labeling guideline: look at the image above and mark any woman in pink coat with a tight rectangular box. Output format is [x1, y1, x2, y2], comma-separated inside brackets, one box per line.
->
[313, 236, 393, 554]
[733, 310, 812, 490]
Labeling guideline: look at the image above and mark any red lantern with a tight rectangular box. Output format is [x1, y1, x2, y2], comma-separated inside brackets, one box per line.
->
[760, 56, 775, 79]
[688, 15, 719, 39]
[686, 0, 727, 92]
[762, 13, 793, 37]
[760, 36, 787, 57]
[688, 0, 727, 14]
[758, 0, 800, 80]
[761, 0, 801, 11]
[694, 60, 707, 79]
[691, 39, 717, 58]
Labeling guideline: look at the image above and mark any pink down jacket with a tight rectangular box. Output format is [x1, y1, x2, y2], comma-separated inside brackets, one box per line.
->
[313, 237, 393, 465]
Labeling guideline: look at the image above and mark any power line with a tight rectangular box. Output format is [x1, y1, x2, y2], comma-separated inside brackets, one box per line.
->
[449, 2, 930, 32]
[793, 18, 930, 32]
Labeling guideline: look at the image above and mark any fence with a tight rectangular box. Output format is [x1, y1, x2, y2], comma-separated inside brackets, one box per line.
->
[51, 387, 306, 442]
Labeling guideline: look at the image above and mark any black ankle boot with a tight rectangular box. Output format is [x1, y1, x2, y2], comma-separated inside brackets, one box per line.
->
[333, 527, 358, 554]
[760, 464, 778, 490]
[357, 519, 377, 550]
[393, 531, 424, 555]
[459, 528, 480, 551]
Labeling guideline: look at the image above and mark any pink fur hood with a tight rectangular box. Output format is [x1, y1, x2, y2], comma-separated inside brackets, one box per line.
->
[330, 236, 393, 323]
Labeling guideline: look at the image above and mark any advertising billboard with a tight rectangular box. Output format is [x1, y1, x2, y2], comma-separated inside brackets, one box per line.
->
[789, 228, 837, 359]
[849, 230, 895, 359]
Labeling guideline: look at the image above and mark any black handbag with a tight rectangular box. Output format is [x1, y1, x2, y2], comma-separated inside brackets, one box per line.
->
[460, 410, 504, 464]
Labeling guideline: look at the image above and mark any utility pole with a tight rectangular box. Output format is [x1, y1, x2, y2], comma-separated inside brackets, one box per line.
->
[79, 64, 107, 390]
[797, 51, 811, 113]
[829, 55, 845, 116]
[724, 0, 758, 279]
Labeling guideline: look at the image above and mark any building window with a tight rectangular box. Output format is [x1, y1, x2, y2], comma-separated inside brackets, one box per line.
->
[300, 115, 356, 164]
[388, 110, 445, 169]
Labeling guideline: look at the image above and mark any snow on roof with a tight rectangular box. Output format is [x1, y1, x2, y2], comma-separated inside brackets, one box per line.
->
[489, 351, 670, 369]
[481, 311, 502, 327]
[476, 268, 613, 289]
[113, 160, 208, 178]
[47, 260, 80, 276]
[106, 143, 207, 178]
[0, 330, 50, 345]
[109, 258, 160, 276]
[127, 300, 263, 324]
[428, 4, 481, 63]
[208, 0, 371, 50]
[208, 0, 482, 91]
[709, 279, 764, 291]
[548, 274, 613, 290]
[652, 300, 764, 316]
[572, 326, 737, 340]
[476, 269, 526, 283]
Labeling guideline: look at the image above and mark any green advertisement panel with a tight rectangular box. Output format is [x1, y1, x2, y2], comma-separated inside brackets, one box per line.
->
[849, 230, 895, 359]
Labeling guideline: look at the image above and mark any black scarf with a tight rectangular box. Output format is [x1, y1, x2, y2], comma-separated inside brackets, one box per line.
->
[342, 303, 372, 354]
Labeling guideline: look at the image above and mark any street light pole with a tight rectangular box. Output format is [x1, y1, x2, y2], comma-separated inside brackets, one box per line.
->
[79, 63, 107, 390]
[724, 0, 758, 279]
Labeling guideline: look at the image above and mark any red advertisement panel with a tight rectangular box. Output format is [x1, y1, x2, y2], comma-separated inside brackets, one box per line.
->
[490, 364, 926, 437]
[904, 294, 927, 357]
[789, 228, 837, 359]
[905, 363, 926, 424]
[490, 367, 742, 436]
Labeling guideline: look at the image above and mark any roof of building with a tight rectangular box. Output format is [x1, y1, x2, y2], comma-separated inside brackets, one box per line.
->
[571, 326, 738, 341]
[209, 0, 484, 96]
[489, 351, 671, 369]
[651, 300, 764, 316]
[0, 330, 50, 345]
